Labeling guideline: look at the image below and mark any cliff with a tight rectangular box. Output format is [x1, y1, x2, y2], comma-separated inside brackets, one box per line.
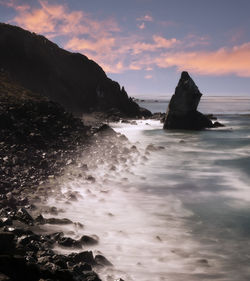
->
[0, 22, 142, 117]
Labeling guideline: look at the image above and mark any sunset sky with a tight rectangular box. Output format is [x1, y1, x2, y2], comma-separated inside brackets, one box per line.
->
[1, 0, 250, 98]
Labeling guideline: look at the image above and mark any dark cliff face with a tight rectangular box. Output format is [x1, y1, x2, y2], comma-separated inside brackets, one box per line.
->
[0, 23, 140, 116]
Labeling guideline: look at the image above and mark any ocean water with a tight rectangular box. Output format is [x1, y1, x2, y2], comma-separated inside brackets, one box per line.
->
[44, 96, 250, 281]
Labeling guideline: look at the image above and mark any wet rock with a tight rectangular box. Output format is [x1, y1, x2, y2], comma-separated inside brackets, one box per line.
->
[35, 215, 72, 225]
[139, 107, 152, 117]
[213, 121, 225, 127]
[198, 258, 209, 264]
[74, 222, 84, 229]
[73, 262, 92, 273]
[52, 254, 68, 269]
[206, 114, 217, 120]
[146, 144, 157, 151]
[50, 232, 64, 242]
[164, 71, 217, 130]
[121, 119, 130, 124]
[82, 271, 101, 281]
[66, 191, 79, 201]
[46, 207, 59, 215]
[151, 112, 165, 122]
[68, 251, 96, 265]
[146, 144, 165, 151]
[15, 208, 34, 225]
[58, 237, 81, 248]
[94, 254, 112, 267]
[80, 235, 99, 246]
[86, 175, 96, 182]
[46, 218, 73, 225]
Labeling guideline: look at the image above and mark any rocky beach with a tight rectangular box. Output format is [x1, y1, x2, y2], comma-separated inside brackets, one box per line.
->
[0, 70, 129, 281]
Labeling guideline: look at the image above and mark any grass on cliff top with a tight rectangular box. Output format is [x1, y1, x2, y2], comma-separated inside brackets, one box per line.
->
[0, 71, 47, 105]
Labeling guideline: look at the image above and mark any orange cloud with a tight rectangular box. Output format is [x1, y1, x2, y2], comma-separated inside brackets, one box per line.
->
[65, 37, 115, 53]
[7, 0, 119, 38]
[132, 35, 179, 54]
[155, 43, 250, 77]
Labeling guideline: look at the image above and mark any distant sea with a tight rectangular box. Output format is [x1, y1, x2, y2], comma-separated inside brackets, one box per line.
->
[137, 95, 250, 115]
[53, 96, 250, 281]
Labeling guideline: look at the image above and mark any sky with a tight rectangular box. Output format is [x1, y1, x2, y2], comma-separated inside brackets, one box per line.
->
[0, 0, 250, 98]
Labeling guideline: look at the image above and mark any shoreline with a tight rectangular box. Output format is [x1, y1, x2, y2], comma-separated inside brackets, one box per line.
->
[0, 75, 134, 280]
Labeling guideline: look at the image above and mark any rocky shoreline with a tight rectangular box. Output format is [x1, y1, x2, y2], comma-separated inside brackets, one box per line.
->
[0, 72, 127, 281]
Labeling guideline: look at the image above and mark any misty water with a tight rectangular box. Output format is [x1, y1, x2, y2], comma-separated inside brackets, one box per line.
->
[43, 96, 250, 281]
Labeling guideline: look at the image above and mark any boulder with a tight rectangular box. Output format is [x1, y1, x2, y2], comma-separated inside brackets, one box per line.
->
[163, 71, 215, 130]
[94, 255, 112, 267]
[80, 235, 99, 246]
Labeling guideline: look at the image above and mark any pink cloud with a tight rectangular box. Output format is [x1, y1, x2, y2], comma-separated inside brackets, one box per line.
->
[6, 0, 119, 38]
[132, 35, 179, 54]
[155, 43, 250, 77]
[65, 37, 115, 53]
[138, 22, 145, 30]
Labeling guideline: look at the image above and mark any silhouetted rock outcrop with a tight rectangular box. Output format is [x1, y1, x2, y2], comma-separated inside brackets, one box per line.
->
[163, 71, 222, 130]
[0, 23, 144, 117]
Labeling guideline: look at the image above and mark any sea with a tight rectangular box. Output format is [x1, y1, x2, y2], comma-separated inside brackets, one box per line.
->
[46, 96, 250, 281]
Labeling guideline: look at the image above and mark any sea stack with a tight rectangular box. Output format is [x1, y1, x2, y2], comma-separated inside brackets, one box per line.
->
[163, 71, 213, 130]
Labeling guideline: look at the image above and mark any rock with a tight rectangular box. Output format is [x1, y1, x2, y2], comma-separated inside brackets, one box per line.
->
[0, 255, 40, 281]
[86, 175, 96, 183]
[213, 121, 225, 127]
[80, 235, 99, 246]
[67, 251, 95, 265]
[58, 237, 81, 248]
[45, 218, 73, 225]
[15, 208, 34, 225]
[52, 255, 68, 269]
[35, 215, 72, 225]
[82, 271, 101, 281]
[50, 232, 64, 242]
[151, 112, 165, 122]
[73, 262, 92, 273]
[146, 144, 157, 151]
[94, 255, 112, 267]
[139, 107, 152, 117]
[206, 114, 217, 120]
[163, 72, 218, 130]
[0, 217, 12, 227]
[146, 144, 165, 151]
[0, 232, 15, 254]
[0, 273, 10, 281]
